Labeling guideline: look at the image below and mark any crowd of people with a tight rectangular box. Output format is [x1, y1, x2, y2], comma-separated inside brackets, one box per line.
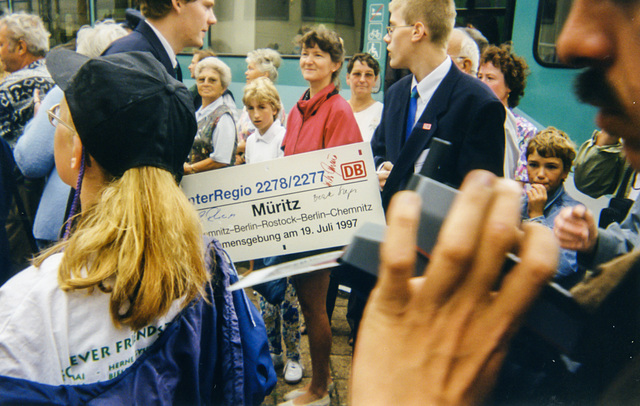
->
[1, 0, 640, 404]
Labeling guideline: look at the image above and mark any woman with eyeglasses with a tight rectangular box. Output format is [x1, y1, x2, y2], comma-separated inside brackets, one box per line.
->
[278, 27, 362, 406]
[0, 50, 275, 403]
[184, 57, 237, 174]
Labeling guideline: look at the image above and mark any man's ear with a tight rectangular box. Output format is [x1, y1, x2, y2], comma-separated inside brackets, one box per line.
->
[14, 39, 27, 56]
[411, 22, 427, 42]
[462, 59, 473, 74]
[171, 0, 182, 13]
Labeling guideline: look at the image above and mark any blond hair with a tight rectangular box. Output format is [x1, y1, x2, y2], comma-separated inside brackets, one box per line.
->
[35, 167, 208, 331]
[526, 127, 577, 173]
[389, 0, 456, 47]
[242, 77, 281, 116]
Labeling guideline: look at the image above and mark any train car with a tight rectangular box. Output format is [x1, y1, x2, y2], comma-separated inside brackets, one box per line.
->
[2, 0, 596, 145]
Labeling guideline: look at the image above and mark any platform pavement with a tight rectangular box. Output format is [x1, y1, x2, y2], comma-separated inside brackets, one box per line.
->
[245, 288, 353, 406]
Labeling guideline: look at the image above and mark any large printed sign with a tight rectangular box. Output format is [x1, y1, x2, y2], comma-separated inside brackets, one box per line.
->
[180, 142, 386, 262]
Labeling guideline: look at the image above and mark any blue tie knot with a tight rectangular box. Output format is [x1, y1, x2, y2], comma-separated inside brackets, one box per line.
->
[411, 86, 418, 99]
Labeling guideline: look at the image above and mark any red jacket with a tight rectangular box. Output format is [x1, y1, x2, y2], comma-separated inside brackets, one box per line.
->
[283, 83, 362, 155]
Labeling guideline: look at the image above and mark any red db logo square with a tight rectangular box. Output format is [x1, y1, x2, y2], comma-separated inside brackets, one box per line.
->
[341, 160, 367, 180]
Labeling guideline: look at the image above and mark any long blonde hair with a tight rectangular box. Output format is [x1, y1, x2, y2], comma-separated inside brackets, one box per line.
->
[35, 167, 208, 331]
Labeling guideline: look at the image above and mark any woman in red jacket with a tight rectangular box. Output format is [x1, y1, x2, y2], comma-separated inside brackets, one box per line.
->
[279, 28, 362, 406]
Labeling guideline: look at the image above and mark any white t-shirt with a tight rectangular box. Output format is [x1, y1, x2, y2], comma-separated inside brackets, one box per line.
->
[353, 101, 383, 142]
[0, 253, 182, 385]
[245, 120, 285, 164]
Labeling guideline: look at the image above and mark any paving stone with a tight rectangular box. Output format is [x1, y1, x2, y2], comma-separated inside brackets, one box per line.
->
[245, 287, 353, 405]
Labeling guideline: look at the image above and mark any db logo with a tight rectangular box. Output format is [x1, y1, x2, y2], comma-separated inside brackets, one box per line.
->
[341, 160, 366, 180]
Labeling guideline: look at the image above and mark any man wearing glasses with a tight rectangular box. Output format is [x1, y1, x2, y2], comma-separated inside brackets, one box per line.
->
[371, 0, 505, 209]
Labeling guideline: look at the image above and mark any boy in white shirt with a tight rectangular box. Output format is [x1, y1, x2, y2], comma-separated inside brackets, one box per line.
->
[243, 77, 285, 164]
[242, 76, 304, 385]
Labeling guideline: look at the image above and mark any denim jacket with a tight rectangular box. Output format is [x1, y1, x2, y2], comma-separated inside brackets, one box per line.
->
[522, 185, 581, 285]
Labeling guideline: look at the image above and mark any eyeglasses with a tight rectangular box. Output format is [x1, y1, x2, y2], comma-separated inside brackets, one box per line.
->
[385, 25, 414, 35]
[47, 103, 76, 133]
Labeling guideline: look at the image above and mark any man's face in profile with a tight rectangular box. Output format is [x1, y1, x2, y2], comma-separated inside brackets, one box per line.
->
[557, 0, 640, 169]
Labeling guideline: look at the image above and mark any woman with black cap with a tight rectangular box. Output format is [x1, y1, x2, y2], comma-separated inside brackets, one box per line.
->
[0, 49, 275, 404]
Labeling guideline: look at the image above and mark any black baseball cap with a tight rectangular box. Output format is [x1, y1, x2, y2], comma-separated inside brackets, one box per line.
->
[46, 48, 196, 181]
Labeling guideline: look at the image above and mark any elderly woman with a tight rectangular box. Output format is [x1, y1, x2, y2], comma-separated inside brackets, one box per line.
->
[478, 43, 538, 181]
[236, 48, 284, 164]
[278, 28, 362, 406]
[184, 57, 237, 174]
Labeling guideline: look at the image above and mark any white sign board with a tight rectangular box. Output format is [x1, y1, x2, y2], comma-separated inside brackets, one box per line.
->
[180, 142, 386, 262]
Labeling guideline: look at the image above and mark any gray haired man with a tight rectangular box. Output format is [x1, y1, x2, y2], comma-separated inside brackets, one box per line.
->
[0, 12, 53, 147]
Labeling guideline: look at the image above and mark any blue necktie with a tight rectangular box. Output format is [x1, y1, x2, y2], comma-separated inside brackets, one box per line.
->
[406, 86, 418, 141]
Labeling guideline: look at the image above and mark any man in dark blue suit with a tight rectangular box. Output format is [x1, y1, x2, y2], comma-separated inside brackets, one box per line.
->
[103, 0, 217, 80]
[372, 0, 505, 209]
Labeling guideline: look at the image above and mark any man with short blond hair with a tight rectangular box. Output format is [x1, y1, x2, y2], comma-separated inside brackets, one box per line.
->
[371, 0, 505, 209]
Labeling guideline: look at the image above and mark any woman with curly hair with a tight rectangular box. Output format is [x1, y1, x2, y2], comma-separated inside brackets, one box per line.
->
[279, 27, 362, 406]
[479, 43, 538, 181]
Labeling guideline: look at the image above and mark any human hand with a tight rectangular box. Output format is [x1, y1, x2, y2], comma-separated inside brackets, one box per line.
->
[526, 184, 547, 218]
[553, 205, 598, 252]
[33, 89, 41, 115]
[377, 161, 393, 190]
[183, 162, 195, 174]
[351, 171, 558, 406]
[237, 139, 246, 153]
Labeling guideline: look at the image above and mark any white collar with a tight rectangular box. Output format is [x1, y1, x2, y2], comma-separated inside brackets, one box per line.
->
[411, 57, 452, 102]
[196, 97, 224, 122]
[145, 20, 177, 69]
[255, 119, 282, 144]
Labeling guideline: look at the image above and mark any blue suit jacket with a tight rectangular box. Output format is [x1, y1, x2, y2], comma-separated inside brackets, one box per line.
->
[371, 64, 505, 209]
[102, 21, 181, 80]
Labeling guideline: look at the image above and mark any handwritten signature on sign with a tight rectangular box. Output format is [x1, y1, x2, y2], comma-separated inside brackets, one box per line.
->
[321, 154, 341, 186]
[200, 207, 237, 223]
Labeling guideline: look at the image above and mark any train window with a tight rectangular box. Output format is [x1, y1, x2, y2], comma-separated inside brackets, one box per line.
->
[454, 0, 514, 46]
[302, 0, 354, 26]
[534, 0, 572, 66]
[95, 0, 136, 22]
[10, 0, 91, 46]
[257, 0, 289, 21]
[208, 0, 364, 56]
